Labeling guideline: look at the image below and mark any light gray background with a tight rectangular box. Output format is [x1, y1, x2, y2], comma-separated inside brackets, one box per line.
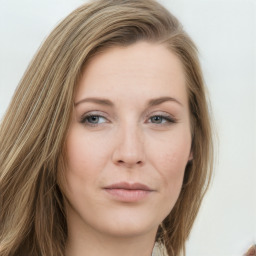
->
[0, 0, 255, 255]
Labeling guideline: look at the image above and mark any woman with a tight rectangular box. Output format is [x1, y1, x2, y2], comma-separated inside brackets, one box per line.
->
[0, 0, 213, 255]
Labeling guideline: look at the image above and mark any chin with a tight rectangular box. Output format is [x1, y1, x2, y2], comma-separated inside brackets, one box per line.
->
[89, 205, 168, 238]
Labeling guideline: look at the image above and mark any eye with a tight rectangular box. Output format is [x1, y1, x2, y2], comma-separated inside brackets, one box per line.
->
[148, 114, 176, 125]
[80, 114, 108, 126]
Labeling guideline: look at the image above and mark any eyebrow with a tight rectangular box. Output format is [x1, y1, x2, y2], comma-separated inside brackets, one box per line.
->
[74, 98, 114, 107]
[147, 96, 183, 107]
[74, 96, 183, 107]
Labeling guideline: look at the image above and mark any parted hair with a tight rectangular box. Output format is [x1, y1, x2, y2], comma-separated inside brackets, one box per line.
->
[0, 0, 213, 255]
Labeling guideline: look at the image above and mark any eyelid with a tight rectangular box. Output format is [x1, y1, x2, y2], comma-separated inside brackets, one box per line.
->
[79, 110, 177, 127]
[145, 112, 178, 127]
[79, 111, 110, 124]
[145, 110, 177, 121]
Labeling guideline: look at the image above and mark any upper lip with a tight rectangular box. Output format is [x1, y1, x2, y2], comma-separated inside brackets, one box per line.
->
[104, 182, 153, 191]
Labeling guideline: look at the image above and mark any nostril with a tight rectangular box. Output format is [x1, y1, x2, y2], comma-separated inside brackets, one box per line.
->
[115, 159, 143, 167]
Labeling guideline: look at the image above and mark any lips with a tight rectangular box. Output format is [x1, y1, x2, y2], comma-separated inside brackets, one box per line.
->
[103, 182, 154, 202]
[104, 182, 152, 191]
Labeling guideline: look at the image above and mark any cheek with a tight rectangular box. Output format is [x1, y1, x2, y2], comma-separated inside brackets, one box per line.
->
[159, 150, 186, 195]
[65, 127, 109, 179]
[60, 128, 103, 204]
[61, 132, 95, 202]
[148, 131, 191, 205]
[151, 132, 191, 176]
[161, 151, 187, 189]
[157, 150, 188, 217]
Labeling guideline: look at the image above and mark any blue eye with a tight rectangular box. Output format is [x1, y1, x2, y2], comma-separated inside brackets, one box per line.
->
[80, 114, 107, 126]
[149, 115, 175, 124]
[150, 116, 164, 124]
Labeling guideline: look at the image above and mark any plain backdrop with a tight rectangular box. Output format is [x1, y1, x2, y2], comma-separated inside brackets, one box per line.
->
[0, 0, 255, 255]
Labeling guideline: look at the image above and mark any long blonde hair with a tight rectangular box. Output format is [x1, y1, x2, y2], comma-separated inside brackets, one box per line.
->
[0, 1, 213, 255]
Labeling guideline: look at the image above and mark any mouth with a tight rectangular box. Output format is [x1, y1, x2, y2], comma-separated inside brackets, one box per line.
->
[103, 182, 154, 202]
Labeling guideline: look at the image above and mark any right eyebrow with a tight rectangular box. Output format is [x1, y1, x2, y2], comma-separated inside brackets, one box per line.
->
[74, 97, 114, 107]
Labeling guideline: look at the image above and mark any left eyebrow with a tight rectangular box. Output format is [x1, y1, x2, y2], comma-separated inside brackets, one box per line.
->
[147, 96, 183, 107]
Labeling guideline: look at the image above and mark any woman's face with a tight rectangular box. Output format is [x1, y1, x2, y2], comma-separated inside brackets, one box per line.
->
[62, 41, 192, 239]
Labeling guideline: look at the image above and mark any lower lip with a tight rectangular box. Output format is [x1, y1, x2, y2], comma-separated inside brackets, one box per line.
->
[104, 188, 152, 202]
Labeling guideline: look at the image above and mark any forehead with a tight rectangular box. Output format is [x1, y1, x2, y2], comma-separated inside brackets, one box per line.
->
[76, 41, 187, 106]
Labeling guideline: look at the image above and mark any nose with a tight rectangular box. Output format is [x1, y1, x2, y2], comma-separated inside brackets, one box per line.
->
[112, 123, 145, 168]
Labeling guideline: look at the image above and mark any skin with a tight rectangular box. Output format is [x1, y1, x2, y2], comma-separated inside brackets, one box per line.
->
[61, 41, 193, 256]
[244, 245, 256, 256]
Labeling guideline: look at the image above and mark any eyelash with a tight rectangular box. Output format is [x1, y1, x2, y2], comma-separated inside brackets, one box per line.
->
[148, 114, 176, 125]
[80, 113, 108, 127]
[80, 113, 177, 127]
